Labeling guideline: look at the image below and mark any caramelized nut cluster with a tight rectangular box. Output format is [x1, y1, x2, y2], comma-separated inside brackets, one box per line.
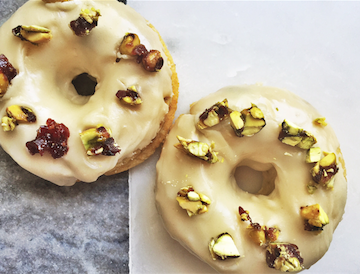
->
[119, 33, 164, 72]
[80, 125, 120, 156]
[266, 243, 304, 272]
[26, 118, 70, 159]
[238, 206, 280, 246]
[0, 54, 17, 98]
[176, 186, 211, 217]
[174, 135, 218, 164]
[278, 119, 317, 150]
[197, 99, 266, 137]
[197, 99, 230, 129]
[116, 86, 142, 105]
[70, 8, 101, 36]
[300, 204, 329, 233]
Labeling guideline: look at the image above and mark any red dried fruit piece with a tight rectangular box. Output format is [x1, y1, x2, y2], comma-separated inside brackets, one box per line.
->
[26, 118, 70, 159]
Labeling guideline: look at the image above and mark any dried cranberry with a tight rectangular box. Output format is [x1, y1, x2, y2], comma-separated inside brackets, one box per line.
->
[0, 54, 17, 82]
[26, 119, 70, 159]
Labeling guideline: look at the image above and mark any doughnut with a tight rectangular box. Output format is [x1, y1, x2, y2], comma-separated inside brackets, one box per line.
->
[0, 0, 178, 186]
[155, 84, 346, 273]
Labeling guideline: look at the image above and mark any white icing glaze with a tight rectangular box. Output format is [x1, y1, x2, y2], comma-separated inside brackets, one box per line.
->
[0, 0, 173, 186]
[156, 85, 347, 273]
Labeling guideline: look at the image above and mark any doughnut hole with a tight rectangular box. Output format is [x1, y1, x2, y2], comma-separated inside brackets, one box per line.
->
[72, 73, 97, 97]
[234, 162, 276, 196]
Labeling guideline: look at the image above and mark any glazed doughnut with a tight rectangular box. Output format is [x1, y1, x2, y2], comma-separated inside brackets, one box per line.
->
[156, 85, 346, 273]
[0, 0, 178, 186]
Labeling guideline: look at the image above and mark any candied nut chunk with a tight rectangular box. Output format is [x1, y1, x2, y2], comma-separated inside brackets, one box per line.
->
[1, 105, 36, 132]
[300, 204, 329, 233]
[0, 54, 17, 98]
[266, 243, 304, 272]
[230, 104, 266, 137]
[116, 86, 142, 105]
[12, 25, 52, 44]
[118, 33, 164, 72]
[70, 8, 101, 36]
[176, 186, 211, 216]
[310, 152, 339, 189]
[209, 233, 241, 260]
[119, 33, 141, 55]
[26, 118, 70, 159]
[80, 125, 120, 156]
[313, 117, 327, 127]
[278, 119, 317, 149]
[174, 135, 218, 164]
[197, 99, 231, 129]
[238, 206, 280, 246]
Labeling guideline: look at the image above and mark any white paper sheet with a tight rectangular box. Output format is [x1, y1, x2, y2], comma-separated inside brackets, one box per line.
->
[130, 1, 360, 273]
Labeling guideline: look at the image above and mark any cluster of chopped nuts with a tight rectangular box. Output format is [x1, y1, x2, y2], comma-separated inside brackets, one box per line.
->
[1, 105, 36, 131]
[266, 243, 304, 272]
[70, 7, 101, 36]
[12, 25, 52, 44]
[80, 125, 121, 156]
[196, 99, 266, 137]
[176, 186, 211, 216]
[0, 54, 17, 98]
[300, 204, 329, 233]
[174, 135, 218, 164]
[116, 86, 142, 105]
[209, 232, 241, 260]
[197, 99, 230, 129]
[238, 206, 280, 246]
[238, 207, 303, 271]
[310, 151, 339, 190]
[230, 104, 266, 137]
[119, 33, 164, 72]
[278, 119, 317, 150]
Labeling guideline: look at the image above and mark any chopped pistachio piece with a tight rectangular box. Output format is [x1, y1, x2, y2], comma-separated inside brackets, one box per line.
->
[306, 147, 321, 163]
[119, 33, 141, 55]
[209, 233, 240, 260]
[116, 85, 142, 105]
[80, 8, 101, 24]
[313, 117, 327, 127]
[12, 25, 52, 44]
[197, 99, 231, 129]
[1, 116, 16, 132]
[70, 8, 100, 36]
[310, 152, 338, 189]
[278, 119, 317, 149]
[307, 181, 318, 194]
[230, 104, 266, 137]
[80, 125, 120, 156]
[300, 204, 329, 232]
[1, 105, 36, 131]
[142, 50, 164, 72]
[176, 185, 211, 216]
[266, 243, 304, 272]
[175, 135, 218, 163]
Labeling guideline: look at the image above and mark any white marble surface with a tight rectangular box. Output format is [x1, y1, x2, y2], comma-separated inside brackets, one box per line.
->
[0, 0, 129, 273]
[130, 1, 360, 274]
